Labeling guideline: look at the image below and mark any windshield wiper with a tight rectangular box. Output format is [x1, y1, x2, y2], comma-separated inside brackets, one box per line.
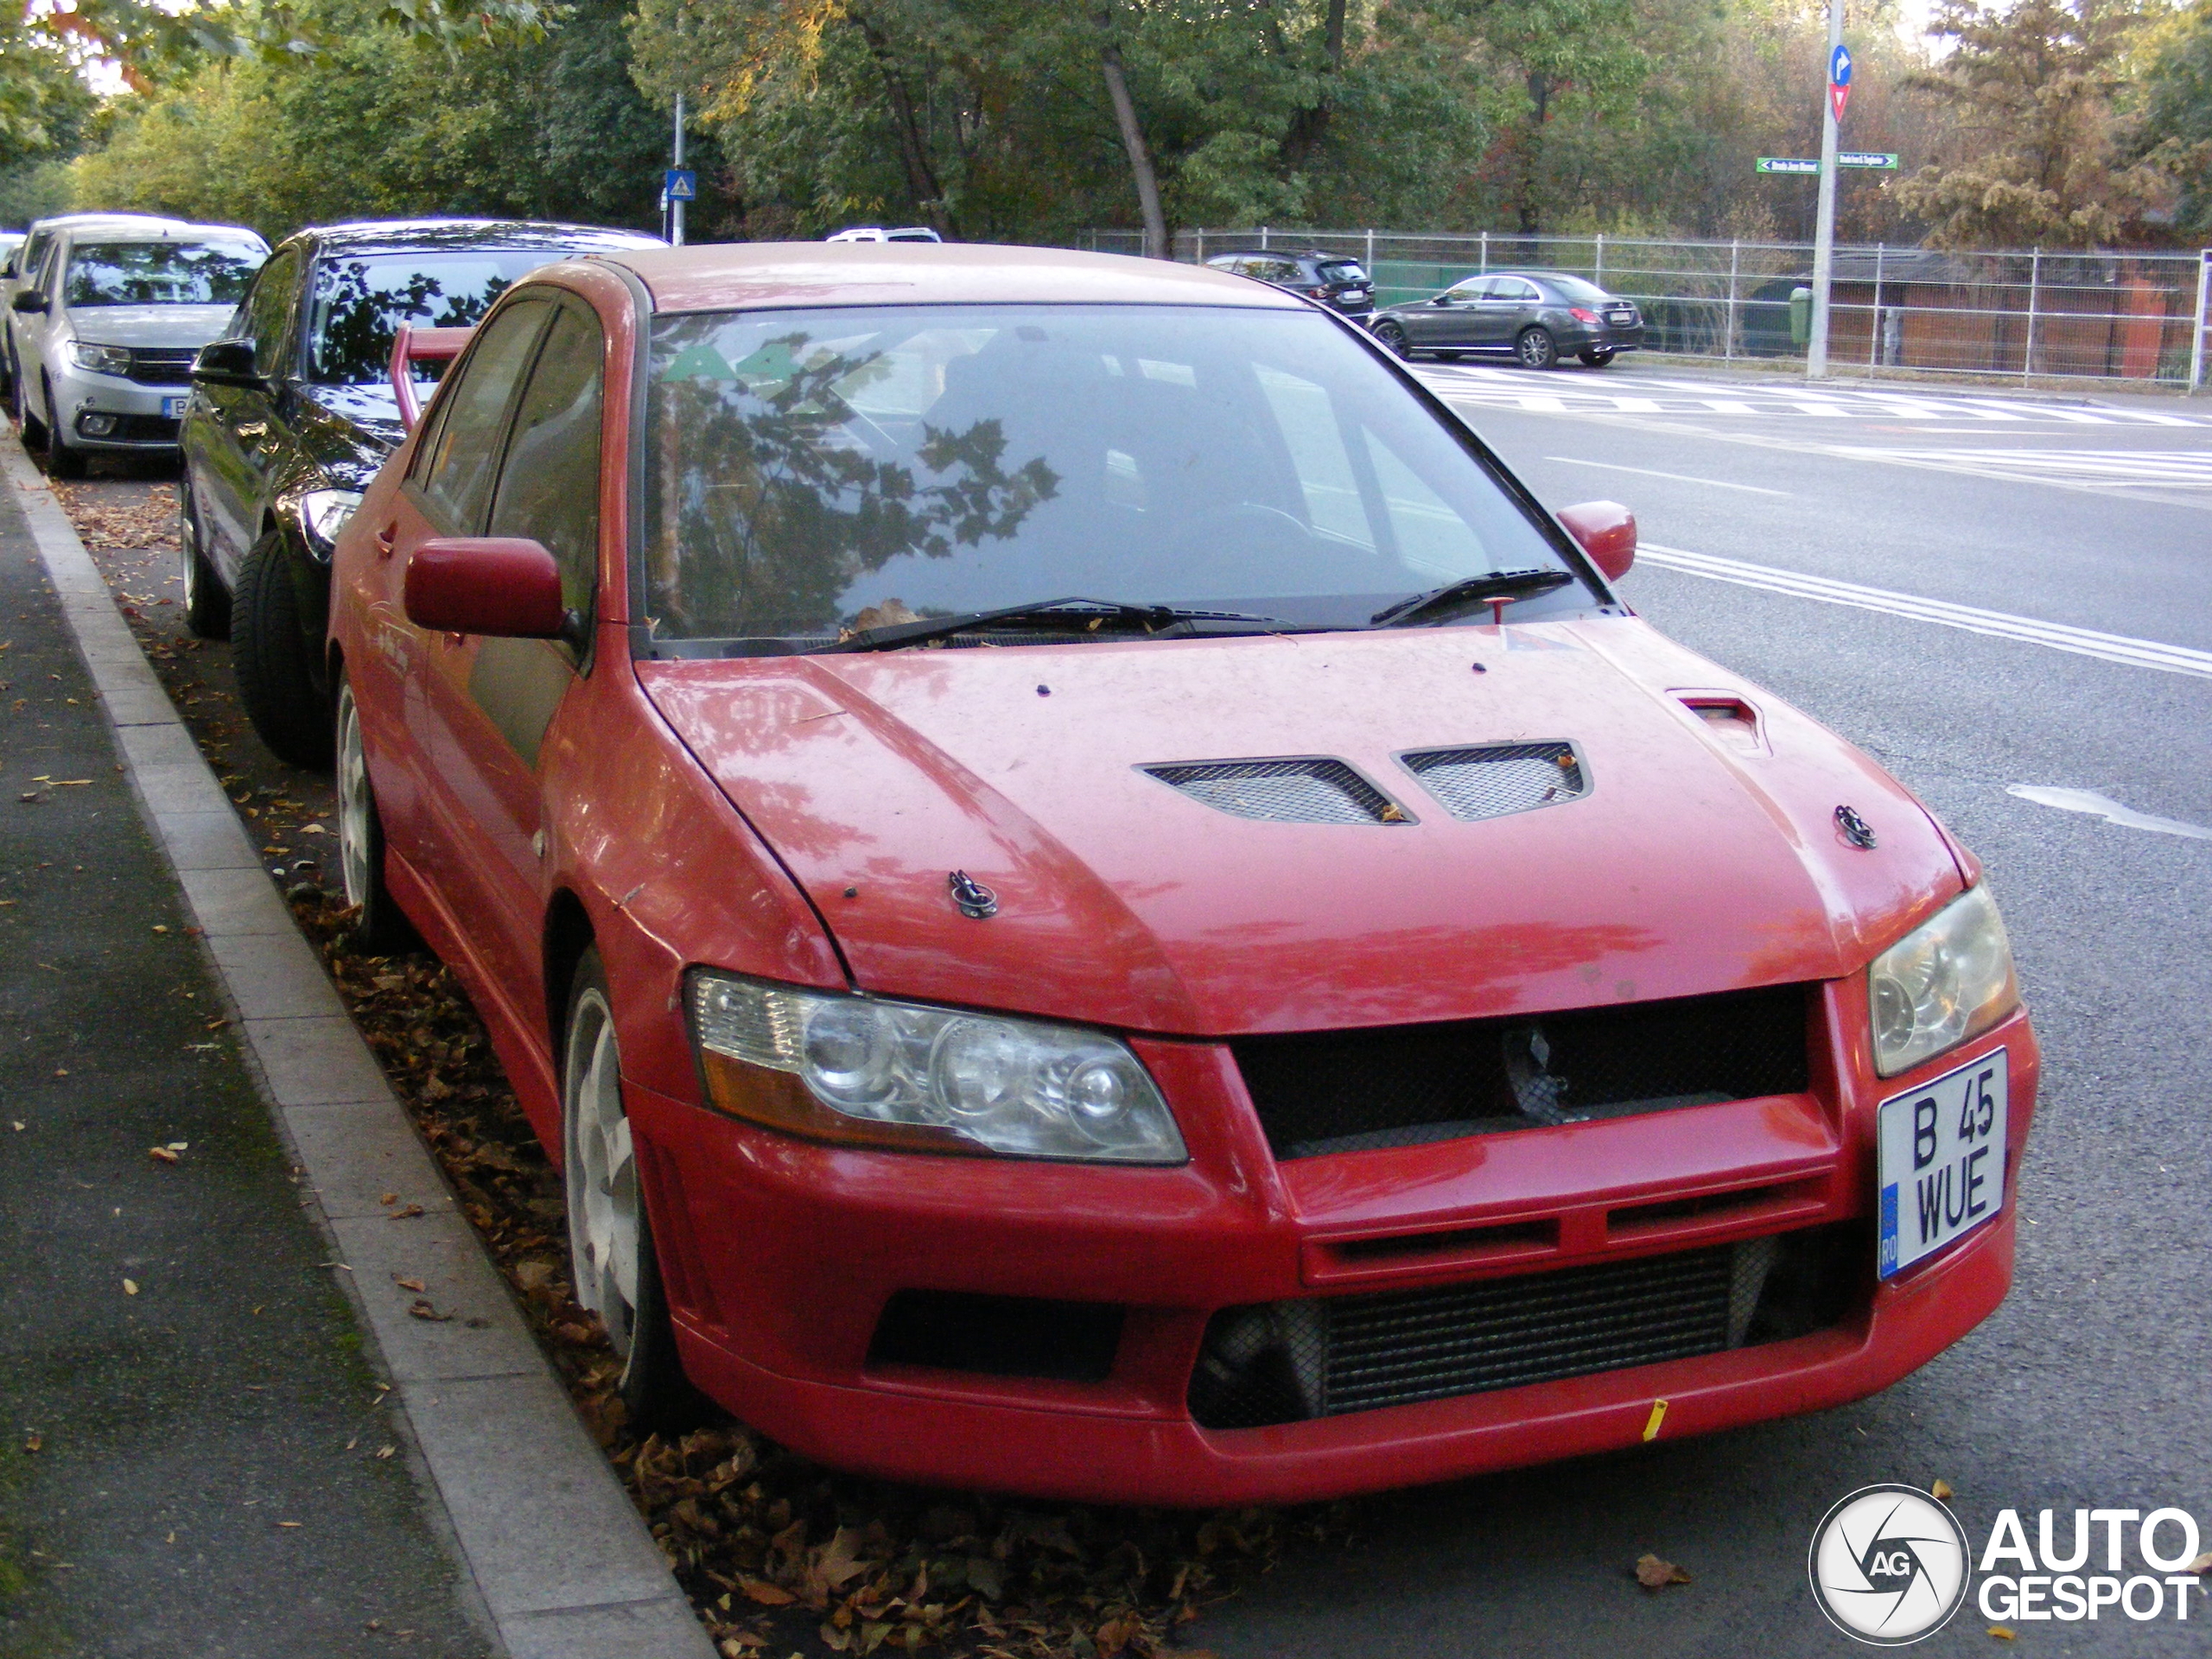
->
[1368, 568, 1575, 629]
[811, 596, 1288, 653]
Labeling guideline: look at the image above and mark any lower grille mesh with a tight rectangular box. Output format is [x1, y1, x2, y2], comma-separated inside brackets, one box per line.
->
[1189, 1225, 1859, 1429]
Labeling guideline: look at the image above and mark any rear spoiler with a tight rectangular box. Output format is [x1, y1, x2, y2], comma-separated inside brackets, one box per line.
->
[389, 323, 475, 435]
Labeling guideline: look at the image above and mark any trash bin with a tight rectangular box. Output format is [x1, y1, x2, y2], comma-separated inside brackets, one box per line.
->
[1789, 286, 1813, 348]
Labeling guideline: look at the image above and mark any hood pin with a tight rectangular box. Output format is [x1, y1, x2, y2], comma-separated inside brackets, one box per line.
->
[949, 870, 999, 918]
[1834, 805, 1878, 849]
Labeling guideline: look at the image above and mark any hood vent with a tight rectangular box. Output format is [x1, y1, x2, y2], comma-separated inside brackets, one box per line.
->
[1403, 741, 1586, 823]
[1142, 758, 1408, 826]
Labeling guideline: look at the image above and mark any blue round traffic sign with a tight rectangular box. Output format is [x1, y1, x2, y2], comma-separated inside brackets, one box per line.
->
[1831, 43, 1853, 86]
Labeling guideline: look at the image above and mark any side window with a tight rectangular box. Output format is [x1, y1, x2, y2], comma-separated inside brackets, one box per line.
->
[486, 304, 604, 619]
[244, 248, 301, 374]
[1498, 279, 1541, 302]
[1446, 278, 1490, 302]
[413, 299, 551, 533]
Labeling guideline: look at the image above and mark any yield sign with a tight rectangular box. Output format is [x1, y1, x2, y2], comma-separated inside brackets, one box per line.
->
[1829, 43, 1853, 123]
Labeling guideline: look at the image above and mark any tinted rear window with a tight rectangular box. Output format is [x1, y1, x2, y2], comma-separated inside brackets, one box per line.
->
[1317, 261, 1368, 283]
[1545, 275, 1615, 304]
[65, 241, 264, 308]
[308, 251, 563, 385]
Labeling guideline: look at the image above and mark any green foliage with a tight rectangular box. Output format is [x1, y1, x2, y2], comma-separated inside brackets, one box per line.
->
[70, 0, 678, 241]
[2132, 0, 2212, 236]
[1894, 0, 2166, 247]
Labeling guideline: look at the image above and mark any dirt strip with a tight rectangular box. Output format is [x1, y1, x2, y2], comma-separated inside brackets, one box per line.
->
[55, 468, 1342, 1659]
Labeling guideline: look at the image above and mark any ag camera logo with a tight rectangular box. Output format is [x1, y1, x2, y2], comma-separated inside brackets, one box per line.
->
[1808, 1484, 1972, 1644]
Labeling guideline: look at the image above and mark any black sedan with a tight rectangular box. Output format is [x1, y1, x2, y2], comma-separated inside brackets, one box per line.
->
[1203, 249, 1375, 317]
[179, 218, 659, 766]
[1367, 270, 1643, 369]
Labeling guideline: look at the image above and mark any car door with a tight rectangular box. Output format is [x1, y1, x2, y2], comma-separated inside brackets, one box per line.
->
[1416, 277, 1487, 346]
[3, 229, 53, 391]
[373, 296, 553, 929]
[16, 238, 65, 411]
[1486, 277, 1542, 345]
[193, 245, 301, 575]
[418, 297, 606, 1005]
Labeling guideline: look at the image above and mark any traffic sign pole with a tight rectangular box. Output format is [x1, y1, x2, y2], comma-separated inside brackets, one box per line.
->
[672, 91, 687, 247]
[1808, 10, 1847, 378]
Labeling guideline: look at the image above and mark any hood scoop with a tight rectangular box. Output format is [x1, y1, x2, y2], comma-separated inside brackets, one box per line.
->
[1142, 758, 1409, 826]
[1402, 741, 1586, 823]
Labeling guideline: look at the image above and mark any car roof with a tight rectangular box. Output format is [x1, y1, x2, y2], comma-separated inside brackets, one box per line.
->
[1205, 248, 1345, 263]
[292, 219, 665, 257]
[59, 222, 267, 249]
[29, 213, 198, 237]
[601, 240, 1308, 315]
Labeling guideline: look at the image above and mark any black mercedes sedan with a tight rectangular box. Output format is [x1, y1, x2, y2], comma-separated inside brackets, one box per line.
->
[1367, 270, 1643, 369]
[179, 218, 660, 766]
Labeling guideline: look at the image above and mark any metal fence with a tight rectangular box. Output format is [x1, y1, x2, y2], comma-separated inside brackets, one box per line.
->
[1077, 228, 2212, 391]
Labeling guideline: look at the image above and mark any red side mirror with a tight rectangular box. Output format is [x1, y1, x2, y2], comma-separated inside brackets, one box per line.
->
[404, 537, 569, 639]
[1557, 499, 1636, 582]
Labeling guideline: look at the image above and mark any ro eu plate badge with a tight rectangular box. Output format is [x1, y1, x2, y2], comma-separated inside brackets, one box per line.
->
[1878, 1048, 2007, 1278]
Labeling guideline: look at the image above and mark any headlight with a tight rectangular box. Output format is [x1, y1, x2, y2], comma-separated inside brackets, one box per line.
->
[71, 341, 133, 376]
[298, 488, 365, 551]
[687, 971, 1186, 1164]
[1868, 886, 2018, 1077]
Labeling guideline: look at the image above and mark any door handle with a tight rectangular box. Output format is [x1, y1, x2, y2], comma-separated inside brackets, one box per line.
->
[236, 421, 267, 440]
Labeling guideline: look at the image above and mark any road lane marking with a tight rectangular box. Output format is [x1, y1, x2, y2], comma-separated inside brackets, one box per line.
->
[1843, 448, 2212, 487]
[1637, 543, 2212, 677]
[2005, 785, 2212, 841]
[1542, 456, 1791, 496]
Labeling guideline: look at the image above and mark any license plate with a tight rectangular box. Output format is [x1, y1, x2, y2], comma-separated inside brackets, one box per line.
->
[1877, 1048, 2007, 1278]
[1607, 310, 1635, 324]
[162, 396, 188, 419]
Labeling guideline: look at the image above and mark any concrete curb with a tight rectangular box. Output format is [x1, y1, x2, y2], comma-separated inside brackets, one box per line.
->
[3, 442, 714, 1659]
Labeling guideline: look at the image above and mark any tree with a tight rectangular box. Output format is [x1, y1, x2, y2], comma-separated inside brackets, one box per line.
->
[2130, 0, 2212, 238]
[1894, 0, 2165, 247]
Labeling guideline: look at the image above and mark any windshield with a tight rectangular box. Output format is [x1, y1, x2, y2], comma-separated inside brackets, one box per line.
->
[1317, 261, 1368, 284]
[308, 251, 560, 385]
[65, 240, 264, 308]
[1545, 275, 1616, 304]
[641, 304, 1588, 649]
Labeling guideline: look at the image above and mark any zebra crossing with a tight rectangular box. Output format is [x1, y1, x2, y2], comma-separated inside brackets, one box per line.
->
[1413, 362, 2208, 428]
[1837, 448, 2212, 489]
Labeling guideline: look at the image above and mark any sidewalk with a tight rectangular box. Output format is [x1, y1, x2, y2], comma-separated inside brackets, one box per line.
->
[0, 481, 497, 1653]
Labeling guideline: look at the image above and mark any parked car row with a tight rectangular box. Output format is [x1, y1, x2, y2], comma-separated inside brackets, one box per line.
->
[1205, 245, 1647, 368]
[3, 218, 2032, 1507]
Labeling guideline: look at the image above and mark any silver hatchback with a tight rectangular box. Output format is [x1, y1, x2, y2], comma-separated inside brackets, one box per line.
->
[9, 219, 266, 476]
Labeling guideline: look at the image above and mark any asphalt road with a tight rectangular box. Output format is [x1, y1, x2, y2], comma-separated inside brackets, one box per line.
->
[1196, 361, 2212, 1656]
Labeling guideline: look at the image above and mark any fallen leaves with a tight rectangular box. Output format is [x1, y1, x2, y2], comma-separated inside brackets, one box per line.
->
[1931, 1478, 1955, 1501]
[2185, 1551, 2212, 1576]
[121, 1279, 139, 1296]
[405, 1299, 451, 1323]
[1987, 1627, 2016, 1641]
[22, 1432, 41, 1453]
[148, 1146, 179, 1165]
[1635, 1553, 1692, 1589]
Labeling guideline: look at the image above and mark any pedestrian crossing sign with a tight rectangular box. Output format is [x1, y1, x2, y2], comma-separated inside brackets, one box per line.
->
[664, 168, 696, 201]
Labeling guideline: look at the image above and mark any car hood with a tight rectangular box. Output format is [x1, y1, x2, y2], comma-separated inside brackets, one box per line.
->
[290, 382, 404, 489]
[638, 620, 1965, 1037]
[63, 304, 235, 348]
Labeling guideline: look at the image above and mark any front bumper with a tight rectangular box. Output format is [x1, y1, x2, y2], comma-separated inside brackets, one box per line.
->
[627, 1005, 2036, 1506]
[50, 363, 188, 452]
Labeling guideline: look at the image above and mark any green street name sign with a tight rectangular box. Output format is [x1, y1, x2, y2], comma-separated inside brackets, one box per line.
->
[1758, 153, 1898, 175]
[1838, 151, 1899, 168]
[1756, 157, 1822, 175]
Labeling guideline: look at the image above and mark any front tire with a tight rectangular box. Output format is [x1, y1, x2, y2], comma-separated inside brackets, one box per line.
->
[1578, 348, 1618, 368]
[563, 950, 693, 1430]
[1516, 327, 1560, 371]
[233, 530, 334, 767]
[334, 673, 418, 955]
[41, 380, 86, 479]
[1371, 320, 1414, 359]
[179, 480, 232, 639]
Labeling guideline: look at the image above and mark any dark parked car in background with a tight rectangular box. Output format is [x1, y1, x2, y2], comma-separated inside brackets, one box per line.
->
[1204, 249, 1374, 317]
[1369, 270, 1644, 369]
[180, 218, 660, 765]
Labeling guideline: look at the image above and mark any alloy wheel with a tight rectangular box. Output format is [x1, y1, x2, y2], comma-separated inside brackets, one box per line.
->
[564, 988, 640, 1357]
[335, 683, 375, 912]
[1516, 327, 1558, 371]
[1374, 321, 1412, 359]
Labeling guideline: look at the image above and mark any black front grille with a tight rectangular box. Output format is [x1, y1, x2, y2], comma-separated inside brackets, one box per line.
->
[126, 348, 198, 385]
[1234, 982, 1811, 1160]
[1142, 757, 1406, 826]
[1188, 1224, 1860, 1428]
[1403, 741, 1586, 822]
[74, 411, 180, 444]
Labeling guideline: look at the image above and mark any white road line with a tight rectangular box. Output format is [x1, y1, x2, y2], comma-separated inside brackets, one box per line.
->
[1637, 543, 2212, 678]
[1543, 456, 1791, 496]
[2005, 785, 2212, 841]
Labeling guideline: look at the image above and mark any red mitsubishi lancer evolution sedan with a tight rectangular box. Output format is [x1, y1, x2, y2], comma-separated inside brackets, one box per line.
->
[327, 242, 2034, 1505]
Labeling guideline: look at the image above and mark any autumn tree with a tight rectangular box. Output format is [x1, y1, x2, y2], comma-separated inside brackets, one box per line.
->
[1894, 0, 2166, 247]
[2130, 0, 2212, 238]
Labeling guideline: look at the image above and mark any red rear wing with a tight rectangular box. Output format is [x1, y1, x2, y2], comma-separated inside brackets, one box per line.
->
[389, 324, 475, 434]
